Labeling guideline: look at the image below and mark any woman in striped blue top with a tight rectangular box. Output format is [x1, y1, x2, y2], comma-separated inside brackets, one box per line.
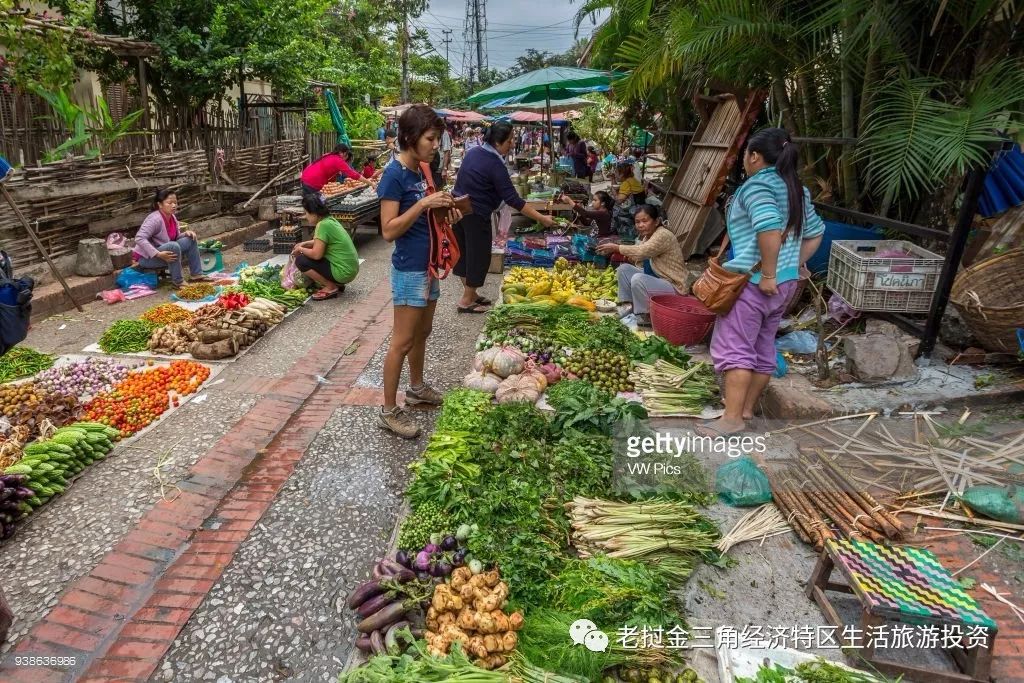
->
[697, 128, 825, 437]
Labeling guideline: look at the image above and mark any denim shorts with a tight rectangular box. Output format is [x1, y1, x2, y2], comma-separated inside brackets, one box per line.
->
[390, 267, 440, 307]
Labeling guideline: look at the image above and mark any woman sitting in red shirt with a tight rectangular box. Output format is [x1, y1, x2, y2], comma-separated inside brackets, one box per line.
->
[300, 144, 371, 197]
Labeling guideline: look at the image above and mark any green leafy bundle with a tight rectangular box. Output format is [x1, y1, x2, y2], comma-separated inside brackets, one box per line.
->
[547, 556, 684, 628]
[435, 389, 493, 433]
[629, 334, 693, 367]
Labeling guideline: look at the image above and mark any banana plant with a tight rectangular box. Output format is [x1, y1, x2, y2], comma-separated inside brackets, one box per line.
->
[29, 83, 97, 162]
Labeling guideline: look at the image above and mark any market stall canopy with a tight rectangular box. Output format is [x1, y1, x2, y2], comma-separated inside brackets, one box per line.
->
[492, 96, 594, 114]
[380, 103, 426, 116]
[465, 67, 618, 104]
[437, 109, 490, 122]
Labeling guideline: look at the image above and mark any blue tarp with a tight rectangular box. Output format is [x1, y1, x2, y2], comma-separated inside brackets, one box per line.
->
[979, 145, 1024, 217]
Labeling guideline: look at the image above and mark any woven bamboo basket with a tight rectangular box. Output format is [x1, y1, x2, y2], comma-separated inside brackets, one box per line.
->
[949, 248, 1024, 352]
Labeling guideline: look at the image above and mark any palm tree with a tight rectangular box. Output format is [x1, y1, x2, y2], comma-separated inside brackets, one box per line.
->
[576, 0, 1024, 222]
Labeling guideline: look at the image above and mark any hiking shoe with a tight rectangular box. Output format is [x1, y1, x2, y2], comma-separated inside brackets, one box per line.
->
[405, 383, 443, 406]
[377, 406, 421, 439]
[635, 313, 652, 327]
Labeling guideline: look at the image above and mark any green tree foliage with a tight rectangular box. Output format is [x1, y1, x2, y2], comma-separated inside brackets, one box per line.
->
[0, 1, 92, 90]
[578, 0, 1024, 221]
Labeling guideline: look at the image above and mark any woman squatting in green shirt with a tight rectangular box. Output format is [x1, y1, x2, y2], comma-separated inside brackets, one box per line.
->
[292, 194, 360, 300]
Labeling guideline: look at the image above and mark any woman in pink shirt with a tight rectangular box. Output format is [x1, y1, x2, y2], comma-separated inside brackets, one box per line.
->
[300, 144, 371, 197]
[133, 189, 210, 288]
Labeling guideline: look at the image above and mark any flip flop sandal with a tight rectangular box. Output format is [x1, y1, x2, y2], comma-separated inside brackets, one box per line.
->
[475, 296, 493, 306]
[312, 289, 339, 301]
[694, 420, 746, 438]
[457, 303, 490, 314]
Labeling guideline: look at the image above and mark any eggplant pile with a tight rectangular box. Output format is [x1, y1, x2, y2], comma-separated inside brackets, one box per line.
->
[0, 474, 35, 539]
[348, 559, 426, 657]
[397, 527, 478, 581]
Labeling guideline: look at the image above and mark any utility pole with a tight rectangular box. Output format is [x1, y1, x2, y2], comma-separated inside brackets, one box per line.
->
[442, 29, 452, 71]
[473, 0, 483, 84]
[400, 11, 410, 103]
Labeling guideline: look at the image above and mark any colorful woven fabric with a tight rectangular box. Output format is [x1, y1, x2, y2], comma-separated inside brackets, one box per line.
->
[826, 539, 997, 629]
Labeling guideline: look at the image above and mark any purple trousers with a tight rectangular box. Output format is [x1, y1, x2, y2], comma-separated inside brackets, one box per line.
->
[711, 280, 798, 375]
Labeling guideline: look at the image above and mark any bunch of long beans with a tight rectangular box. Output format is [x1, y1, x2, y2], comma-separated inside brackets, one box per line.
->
[566, 497, 720, 584]
[630, 360, 718, 416]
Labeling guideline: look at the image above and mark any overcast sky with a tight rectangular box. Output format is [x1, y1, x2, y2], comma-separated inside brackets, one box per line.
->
[415, 0, 606, 74]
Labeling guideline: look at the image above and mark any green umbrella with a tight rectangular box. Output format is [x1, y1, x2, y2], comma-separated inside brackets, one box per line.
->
[467, 67, 619, 174]
[324, 89, 351, 147]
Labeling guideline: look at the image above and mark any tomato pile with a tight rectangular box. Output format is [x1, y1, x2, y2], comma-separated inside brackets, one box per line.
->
[83, 360, 211, 436]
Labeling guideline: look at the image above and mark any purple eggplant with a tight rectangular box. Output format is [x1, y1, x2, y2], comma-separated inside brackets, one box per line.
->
[357, 593, 395, 618]
[384, 620, 410, 654]
[440, 535, 457, 551]
[428, 562, 446, 578]
[369, 630, 386, 655]
[346, 580, 384, 609]
[14, 487, 33, 500]
[452, 548, 468, 567]
[0, 474, 26, 486]
[413, 550, 431, 572]
[436, 560, 453, 576]
[415, 571, 431, 582]
[395, 550, 410, 568]
[358, 602, 408, 633]
[423, 543, 440, 554]
[355, 634, 373, 652]
[372, 562, 386, 580]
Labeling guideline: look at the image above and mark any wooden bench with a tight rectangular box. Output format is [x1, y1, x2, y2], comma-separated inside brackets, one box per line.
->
[807, 538, 997, 683]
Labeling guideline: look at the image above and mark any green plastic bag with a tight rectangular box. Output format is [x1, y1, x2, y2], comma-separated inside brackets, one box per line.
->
[715, 456, 772, 507]
[961, 485, 1024, 524]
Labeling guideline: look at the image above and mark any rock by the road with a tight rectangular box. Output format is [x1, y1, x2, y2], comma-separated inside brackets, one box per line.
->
[844, 333, 917, 382]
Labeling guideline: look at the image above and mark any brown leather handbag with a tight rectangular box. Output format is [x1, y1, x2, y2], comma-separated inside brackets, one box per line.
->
[691, 233, 760, 315]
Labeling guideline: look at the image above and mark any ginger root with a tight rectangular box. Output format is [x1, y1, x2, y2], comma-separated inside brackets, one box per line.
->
[474, 654, 507, 670]
[450, 566, 472, 589]
[424, 631, 449, 657]
[481, 570, 501, 588]
[466, 635, 488, 659]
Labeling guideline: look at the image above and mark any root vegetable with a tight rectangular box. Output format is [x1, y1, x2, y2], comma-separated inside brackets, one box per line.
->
[450, 566, 472, 589]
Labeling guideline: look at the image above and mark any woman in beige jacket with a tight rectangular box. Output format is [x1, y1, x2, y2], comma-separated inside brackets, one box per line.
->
[596, 204, 688, 327]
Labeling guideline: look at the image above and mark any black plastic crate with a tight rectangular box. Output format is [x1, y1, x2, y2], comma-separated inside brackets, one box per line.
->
[243, 239, 271, 252]
[273, 228, 303, 242]
[272, 242, 296, 254]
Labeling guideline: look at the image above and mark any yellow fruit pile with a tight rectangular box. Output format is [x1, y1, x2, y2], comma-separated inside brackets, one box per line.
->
[501, 259, 616, 310]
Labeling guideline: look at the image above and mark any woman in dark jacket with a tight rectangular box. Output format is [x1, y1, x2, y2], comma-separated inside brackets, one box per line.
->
[451, 121, 556, 313]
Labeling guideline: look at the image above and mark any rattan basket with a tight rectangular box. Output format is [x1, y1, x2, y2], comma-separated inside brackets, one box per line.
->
[949, 248, 1024, 352]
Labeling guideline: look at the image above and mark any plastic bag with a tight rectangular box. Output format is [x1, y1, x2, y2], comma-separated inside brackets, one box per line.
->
[715, 456, 772, 507]
[828, 293, 860, 324]
[772, 351, 788, 378]
[105, 232, 127, 250]
[961, 485, 1023, 524]
[116, 267, 158, 290]
[775, 330, 819, 354]
[98, 289, 126, 304]
[281, 256, 311, 290]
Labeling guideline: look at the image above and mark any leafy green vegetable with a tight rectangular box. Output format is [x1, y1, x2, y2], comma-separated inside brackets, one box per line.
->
[435, 389, 493, 433]
[629, 334, 693, 367]
[479, 402, 551, 446]
[582, 315, 636, 351]
[736, 660, 901, 683]
[406, 432, 481, 511]
[547, 380, 648, 436]
[547, 556, 684, 628]
[517, 609, 678, 681]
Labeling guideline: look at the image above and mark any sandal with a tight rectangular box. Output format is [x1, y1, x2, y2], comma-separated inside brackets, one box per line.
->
[475, 296, 493, 306]
[312, 288, 339, 301]
[457, 302, 490, 314]
[189, 274, 213, 282]
[694, 420, 747, 438]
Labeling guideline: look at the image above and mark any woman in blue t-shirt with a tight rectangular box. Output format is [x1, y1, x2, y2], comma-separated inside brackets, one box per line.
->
[376, 104, 463, 439]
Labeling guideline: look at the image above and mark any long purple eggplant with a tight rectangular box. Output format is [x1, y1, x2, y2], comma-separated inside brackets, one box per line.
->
[355, 634, 373, 652]
[346, 579, 384, 609]
[356, 593, 394, 618]
[357, 602, 407, 633]
[369, 630, 386, 655]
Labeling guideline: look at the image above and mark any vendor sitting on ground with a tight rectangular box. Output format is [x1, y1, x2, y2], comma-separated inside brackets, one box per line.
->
[596, 204, 688, 327]
[615, 160, 646, 205]
[291, 194, 360, 301]
[133, 188, 211, 289]
[300, 143, 371, 197]
[566, 190, 615, 237]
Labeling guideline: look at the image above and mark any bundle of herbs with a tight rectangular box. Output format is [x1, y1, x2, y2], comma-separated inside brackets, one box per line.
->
[483, 304, 590, 341]
[435, 390, 493, 433]
[517, 609, 680, 682]
[737, 659, 900, 683]
[547, 380, 648, 436]
[630, 360, 719, 416]
[628, 335, 693, 367]
[567, 497, 723, 584]
[546, 556, 684, 628]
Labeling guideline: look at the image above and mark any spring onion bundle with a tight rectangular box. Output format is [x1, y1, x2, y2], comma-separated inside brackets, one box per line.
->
[566, 497, 721, 584]
[630, 360, 718, 416]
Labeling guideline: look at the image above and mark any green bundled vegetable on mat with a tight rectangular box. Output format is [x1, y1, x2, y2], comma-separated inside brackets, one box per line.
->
[98, 320, 160, 354]
[0, 347, 55, 383]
